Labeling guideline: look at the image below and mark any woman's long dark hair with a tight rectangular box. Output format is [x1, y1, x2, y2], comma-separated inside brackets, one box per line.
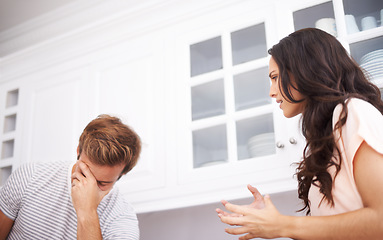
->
[268, 28, 383, 215]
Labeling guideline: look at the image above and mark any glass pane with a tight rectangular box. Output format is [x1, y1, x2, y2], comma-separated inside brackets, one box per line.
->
[293, 2, 337, 37]
[231, 23, 267, 65]
[236, 114, 275, 160]
[0, 167, 12, 186]
[191, 79, 225, 120]
[1, 139, 14, 159]
[343, 0, 383, 34]
[0, 166, 12, 186]
[4, 114, 17, 133]
[350, 36, 383, 81]
[190, 37, 223, 77]
[192, 125, 227, 168]
[6, 89, 19, 108]
[233, 67, 271, 111]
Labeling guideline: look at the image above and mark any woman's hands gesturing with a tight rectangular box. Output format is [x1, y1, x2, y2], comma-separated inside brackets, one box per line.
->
[216, 185, 287, 240]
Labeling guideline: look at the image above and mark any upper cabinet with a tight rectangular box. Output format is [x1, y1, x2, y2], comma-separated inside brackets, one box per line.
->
[168, 3, 305, 212]
[284, 0, 383, 85]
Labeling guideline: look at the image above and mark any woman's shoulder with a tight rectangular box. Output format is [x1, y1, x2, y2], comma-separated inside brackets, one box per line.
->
[334, 98, 381, 117]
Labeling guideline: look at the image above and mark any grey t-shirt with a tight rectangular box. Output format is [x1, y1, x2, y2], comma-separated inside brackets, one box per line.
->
[0, 161, 139, 239]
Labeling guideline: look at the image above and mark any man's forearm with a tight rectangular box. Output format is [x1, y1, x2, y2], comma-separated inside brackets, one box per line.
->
[77, 210, 103, 240]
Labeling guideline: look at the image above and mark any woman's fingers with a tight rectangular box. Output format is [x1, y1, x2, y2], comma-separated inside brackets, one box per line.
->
[216, 208, 243, 217]
[224, 202, 250, 216]
[225, 226, 249, 235]
[248, 185, 263, 200]
[219, 214, 243, 226]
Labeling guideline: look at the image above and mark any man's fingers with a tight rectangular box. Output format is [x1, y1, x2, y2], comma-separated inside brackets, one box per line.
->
[71, 171, 85, 182]
[78, 162, 95, 180]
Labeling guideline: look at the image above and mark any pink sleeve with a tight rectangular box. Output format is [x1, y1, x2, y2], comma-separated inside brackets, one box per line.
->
[335, 99, 383, 172]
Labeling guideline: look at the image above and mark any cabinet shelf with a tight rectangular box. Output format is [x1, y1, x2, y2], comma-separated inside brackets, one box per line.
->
[346, 26, 383, 44]
[0, 158, 13, 168]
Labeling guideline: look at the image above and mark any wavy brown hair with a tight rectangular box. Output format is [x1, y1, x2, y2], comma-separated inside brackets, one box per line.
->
[78, 114, 141, 176]
[268, 28, 383, 214]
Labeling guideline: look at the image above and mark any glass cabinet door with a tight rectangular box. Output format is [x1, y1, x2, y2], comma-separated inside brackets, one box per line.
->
[190, 37, 223, 77]
[191, 79, 225, 120]
[189, 22, 275, 169]
[349, 36, 383, 84]
[293, 1, 336, 36]
[344, 0, 383, 85]
[343, 0, 383, 35]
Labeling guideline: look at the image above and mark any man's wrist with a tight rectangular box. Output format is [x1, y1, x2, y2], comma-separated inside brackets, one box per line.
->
[76, 209, 98, 223]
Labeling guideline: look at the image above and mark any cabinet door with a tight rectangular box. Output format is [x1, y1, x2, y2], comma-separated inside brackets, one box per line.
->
[285, 0, 383, 89]
[20, 69, 90, 164]
[16, 34, 168, 202]
[174, 5, 302, 204]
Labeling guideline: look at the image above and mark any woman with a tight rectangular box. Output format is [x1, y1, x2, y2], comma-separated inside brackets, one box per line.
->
[216, 28, 383, 239]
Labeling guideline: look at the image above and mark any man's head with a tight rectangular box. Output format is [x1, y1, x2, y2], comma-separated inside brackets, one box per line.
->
[77, 114, 141, 177]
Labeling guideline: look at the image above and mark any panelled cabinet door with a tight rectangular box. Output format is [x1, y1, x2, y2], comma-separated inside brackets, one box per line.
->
[16, 34, 167, 206]
[174, 5, 302, 204]
[20, 69, 90, 164]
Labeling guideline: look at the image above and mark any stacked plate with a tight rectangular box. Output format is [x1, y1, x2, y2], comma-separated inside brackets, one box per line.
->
[247, 132, 275, 158]
[360, 49, 383, 81]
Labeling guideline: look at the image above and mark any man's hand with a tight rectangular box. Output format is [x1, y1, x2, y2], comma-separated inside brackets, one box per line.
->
[71, 162, 109, 217]
[71, 161, 109, 240]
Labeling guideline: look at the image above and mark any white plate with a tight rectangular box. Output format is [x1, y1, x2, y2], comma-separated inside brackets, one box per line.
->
[361, 49, 383, 64]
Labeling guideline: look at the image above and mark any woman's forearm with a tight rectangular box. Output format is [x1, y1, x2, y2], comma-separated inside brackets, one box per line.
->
[284, 207, 382, 240]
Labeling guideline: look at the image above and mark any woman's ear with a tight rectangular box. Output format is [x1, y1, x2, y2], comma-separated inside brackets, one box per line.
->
[77, 146, 80, 160]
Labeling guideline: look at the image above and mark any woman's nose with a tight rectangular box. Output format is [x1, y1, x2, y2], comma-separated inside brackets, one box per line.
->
[269, 83, 276, 98]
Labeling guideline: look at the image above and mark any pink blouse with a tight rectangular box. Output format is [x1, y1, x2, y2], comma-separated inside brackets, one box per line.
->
[309, 98, 383, 216]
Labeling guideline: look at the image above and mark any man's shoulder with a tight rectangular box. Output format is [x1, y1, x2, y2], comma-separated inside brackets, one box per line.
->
[101, 188, 137, 216]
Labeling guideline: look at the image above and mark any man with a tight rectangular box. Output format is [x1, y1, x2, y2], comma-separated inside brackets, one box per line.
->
[0, 114, 141, 239]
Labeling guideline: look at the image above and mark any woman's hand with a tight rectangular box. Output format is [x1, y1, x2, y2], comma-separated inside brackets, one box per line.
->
[216, 184, 265, 218]
[217, 186, 286, 240]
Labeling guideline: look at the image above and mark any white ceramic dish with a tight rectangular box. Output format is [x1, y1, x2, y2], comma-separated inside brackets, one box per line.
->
[360, 49, 383, 64]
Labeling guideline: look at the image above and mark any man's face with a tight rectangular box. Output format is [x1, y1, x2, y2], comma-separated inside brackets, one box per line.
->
[76, 153, 125, 191]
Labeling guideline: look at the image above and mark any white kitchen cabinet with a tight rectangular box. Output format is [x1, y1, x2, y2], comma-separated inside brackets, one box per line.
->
[0, 0, 382, 213]
[167, 2, 305, 212]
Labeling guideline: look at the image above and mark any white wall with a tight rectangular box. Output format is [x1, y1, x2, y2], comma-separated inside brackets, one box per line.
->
[137, 190, 304, 240]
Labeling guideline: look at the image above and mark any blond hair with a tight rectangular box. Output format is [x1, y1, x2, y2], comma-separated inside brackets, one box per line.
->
[78, 114, 141, 175]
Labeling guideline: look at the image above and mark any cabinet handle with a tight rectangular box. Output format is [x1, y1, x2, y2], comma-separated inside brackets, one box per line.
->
[289, 138, 297, 145]
[276, 142, 284, 148]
